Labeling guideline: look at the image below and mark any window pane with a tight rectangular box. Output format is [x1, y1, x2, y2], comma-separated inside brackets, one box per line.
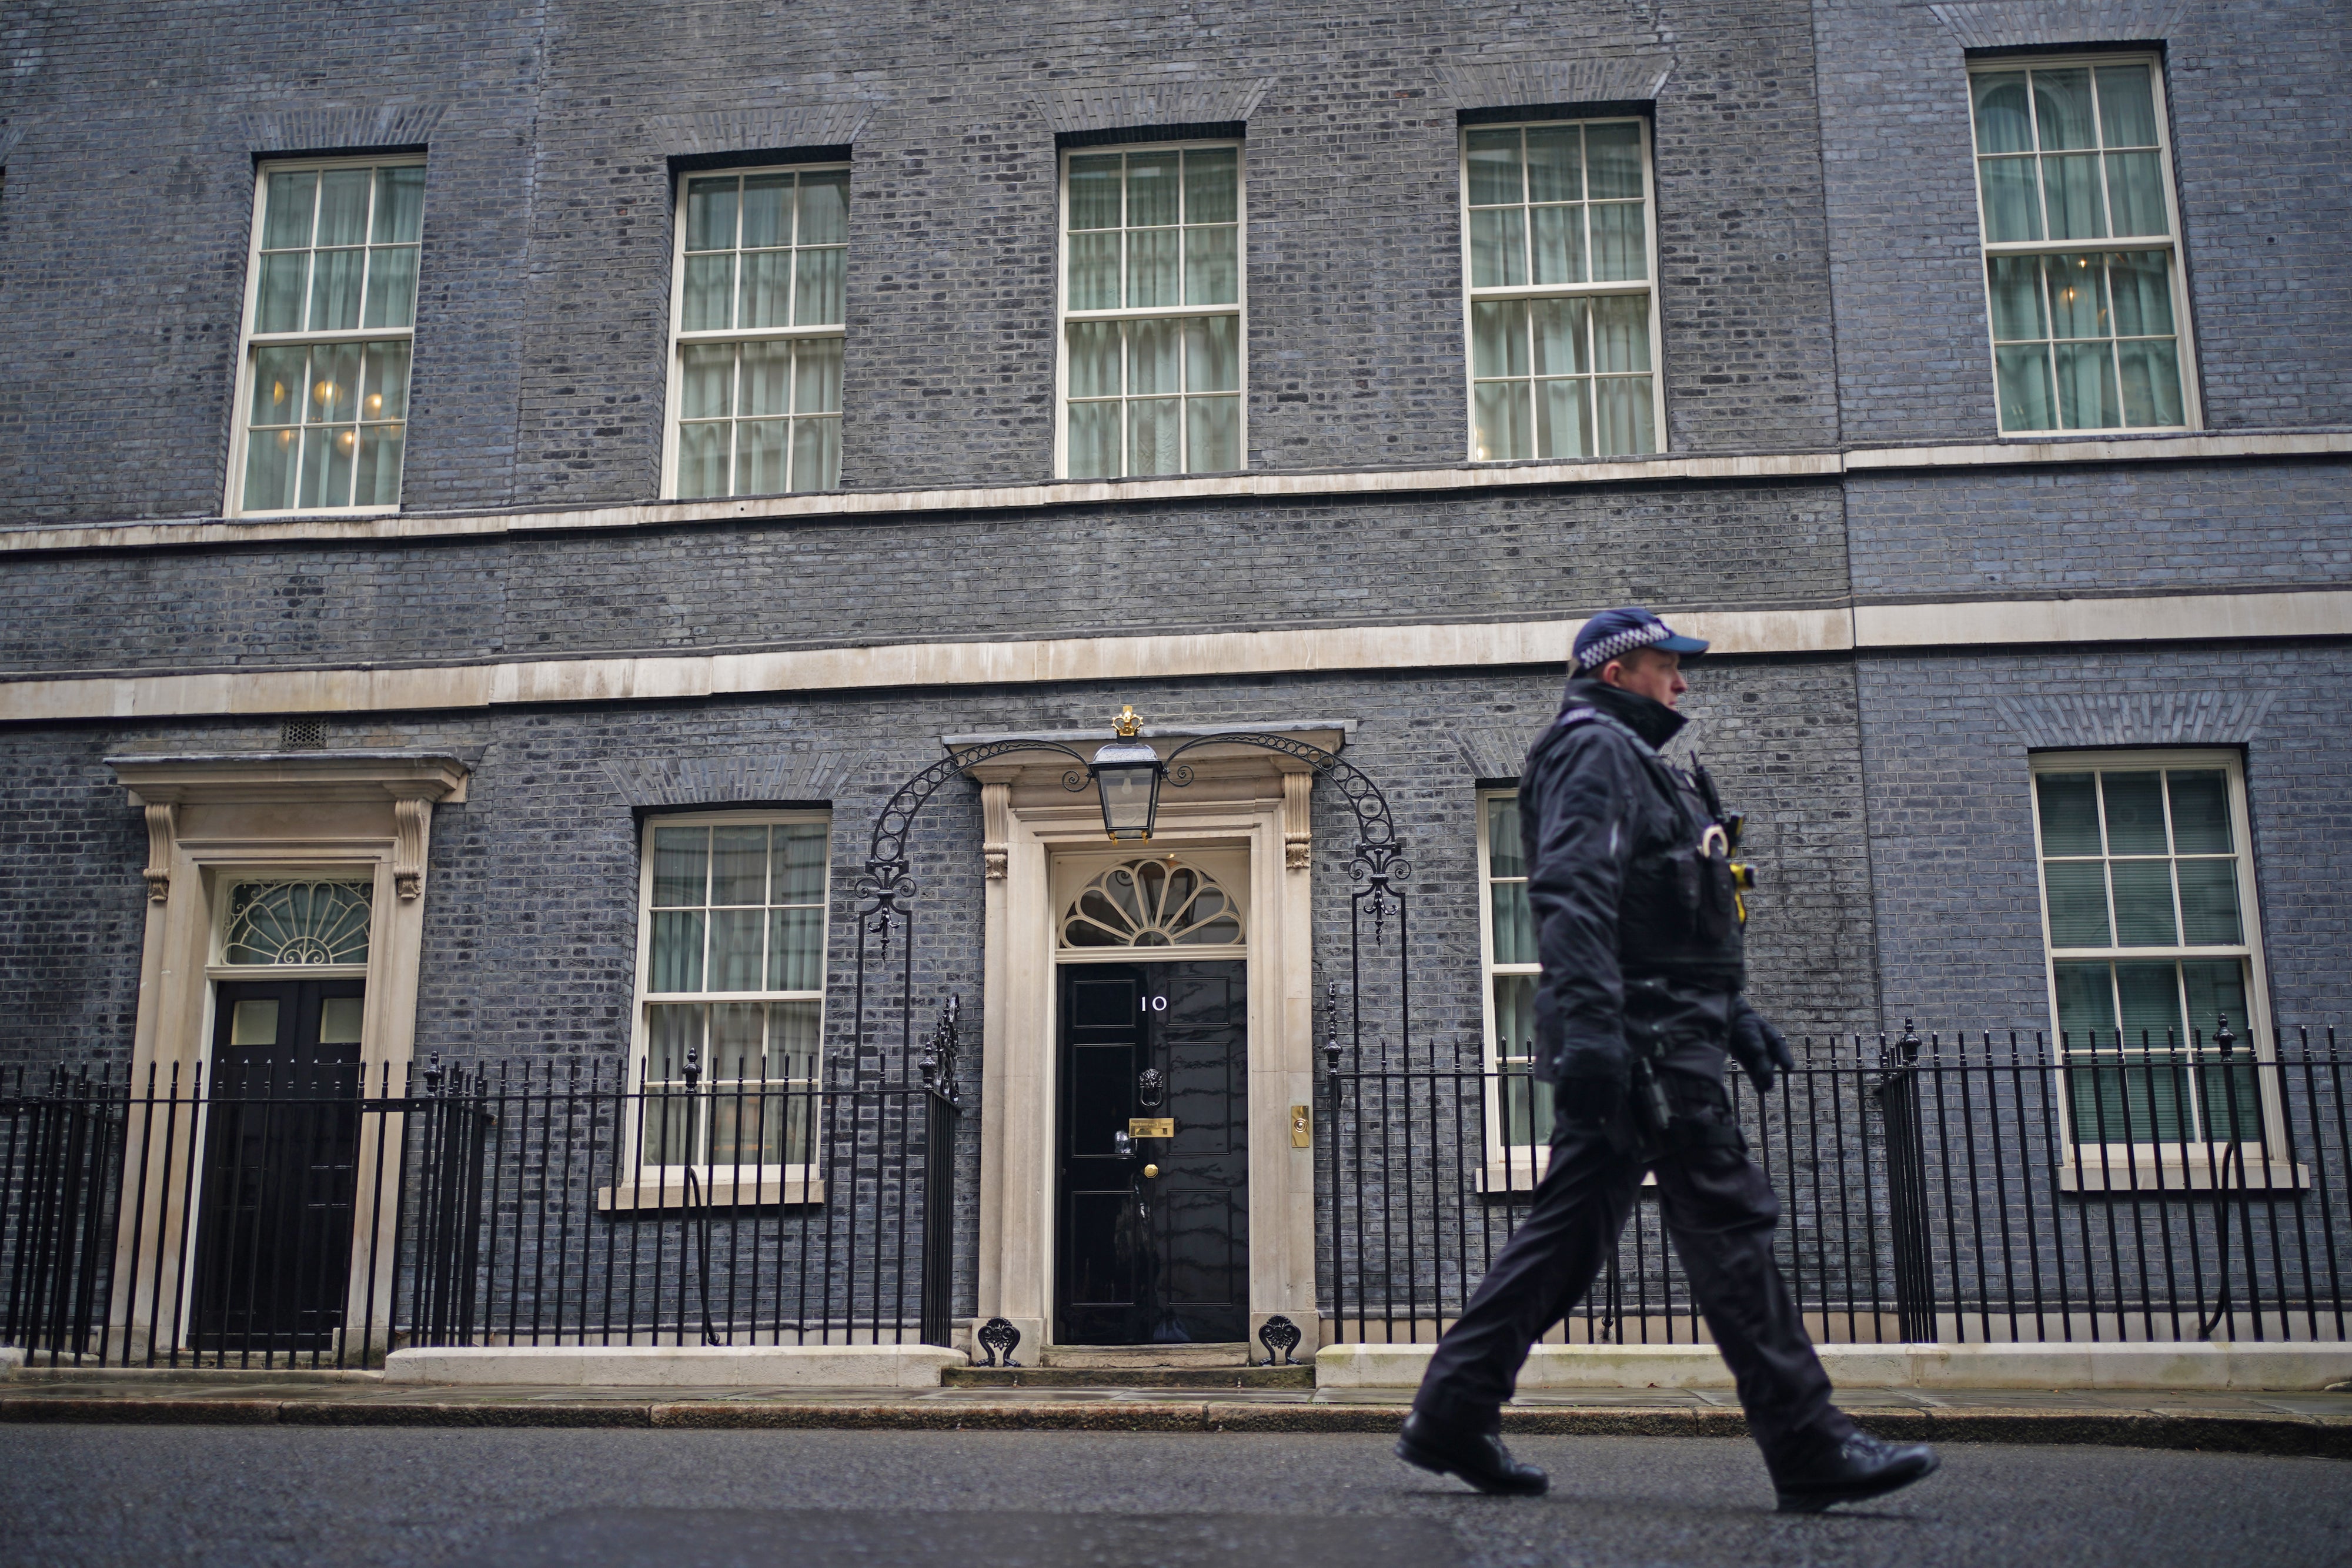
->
[1491, 879, 1534, 965]
[354, 424, 404, 507]
[790, 416, 840, 492]
[316, 169, 372, 247]
[1474, 381, 1531, 463]
[1468, 208, 1525, 289]
[1485, 796, 1525, 877]
[650, 911, 706, 992]
[1128, 316, 1180, 395]
[794, 246, 844, 326]
[2053, 339, 2119, 429]
[309, 246, 365, 330]
[1067, 154, 1123, 229]
[1067, 320, 1121, 400]
[707, 1001, 766, 1078]
[1471, 300, 1527, 379]
[1187, 395, 1239, 473]
[1972, 72, 2034, 154]
[362, 245, 418, 329]
[647, 1002, 703, 1074]
[740, 173, 791, 249]
[1979, 158, 2044, 243]
[1464, 129, 1522, 206]
[739, 248, 791, 329]
[310, 342, 362, 423]
[250, 345, 308, 426]
[1529, 298, 1590, 376]
[1591, 295, 1651, 372]
[2033, 68, 2098, 151]
[1127, 226, 1179, 309]
[679, 343, 734, 420]
[2166, 772, 2231, 853]
[1536, 377, 1592, 459]
[1125, 151, 1178, 226]
[2109, 250, 2174, 336]
[2115, 959, 2184, 1042]
[709, 909, 766, 991]
[1183, 148, 1237, 225]
[2041, 154, 2106, 240]
[793, 337, 843, 415]
[256, 252, 310, 333]
[1529, 203, 1585, 286]
[1524, 125, 1581, 203]
[1995, 343, 2056, 430]
[299, 424, 355, 509]
[736, 420, 788, 494]
[1986, 255, 2048, 342]
[676, 421, 729, 499]
[1584, 123, 1644, 199]
[262, 171, 318, 249]
[2110, 859, 2179, 946]
[1184, 315, 1239, 393]
[243, 425, 300, 511]
[1183, 224, 1238, 306]
[711, 826, 768, 905]
[2118, 339, 2182, 427]
[2176, 860, 2242, 945]
[1068, 232, 1121, 311]
[2043, 860, 2113, 946]
[653, 827, 709, 904]
[2101, 771, 2168, 853]
[1495, 975, 1551, 1144]
[773, 824, 827, 902]
[2105, 152, 2167, 238]
[2053, 959, 2117, 1042]
[770, 907, 825, 991]
[738, 340, 790, 417]
[682, 253, 733, 331]
[2036, 773, 2102, 854]
[1067, 399, 1121, 479]
[2181, 960, 2249, 1044]
[1128, 397, 1182, 474]
[1589, 202, 1647, 281]
[2199, 1057, 2263, 1142]
[686, 178, 738, 251]
[2095, 64, 2160, 148]
[372, 165, 425, 243]
[799, 169, 848, 246]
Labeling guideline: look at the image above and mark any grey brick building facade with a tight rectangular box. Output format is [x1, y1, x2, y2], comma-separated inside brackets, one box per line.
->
[1, 0, 2346, 1357]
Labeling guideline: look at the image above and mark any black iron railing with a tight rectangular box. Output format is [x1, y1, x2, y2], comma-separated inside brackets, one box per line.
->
[0, 1036, 964, 1369]
[1322, 1024, 2352, 1346]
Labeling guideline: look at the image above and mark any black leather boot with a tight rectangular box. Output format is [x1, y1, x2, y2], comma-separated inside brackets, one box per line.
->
[1770, 1430, 1940, 1513]
[1395, 1413, 1549, 1496]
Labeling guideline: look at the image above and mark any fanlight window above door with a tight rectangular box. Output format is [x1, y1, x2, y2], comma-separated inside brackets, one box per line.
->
[1061, 858, 1244, 949]
[223, 880, 374, 965]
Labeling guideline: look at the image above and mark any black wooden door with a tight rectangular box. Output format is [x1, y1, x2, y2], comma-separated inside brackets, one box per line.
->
[192, 978, 367, 1352]
[1056, 961, 1247, 1345]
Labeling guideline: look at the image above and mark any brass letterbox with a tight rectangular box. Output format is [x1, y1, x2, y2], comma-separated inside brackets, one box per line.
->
[1128, 1117, 1175, 1139]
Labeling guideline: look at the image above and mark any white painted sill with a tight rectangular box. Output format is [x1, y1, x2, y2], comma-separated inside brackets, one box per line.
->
[2059, 1156, 2310, 1194]
[595, 1168, 826, 1212]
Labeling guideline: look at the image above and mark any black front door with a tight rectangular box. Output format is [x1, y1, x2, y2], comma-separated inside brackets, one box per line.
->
[1057, 961, 1247, 1345]
[192, 978, 367, 1352]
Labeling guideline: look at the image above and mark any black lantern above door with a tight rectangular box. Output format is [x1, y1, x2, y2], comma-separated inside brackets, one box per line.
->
[1088, 706, 1166, 842]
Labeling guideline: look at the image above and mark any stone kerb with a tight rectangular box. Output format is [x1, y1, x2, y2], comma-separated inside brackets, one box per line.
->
[385, 1345, 964, 1389]
[1317, 1340, 2352, 1392]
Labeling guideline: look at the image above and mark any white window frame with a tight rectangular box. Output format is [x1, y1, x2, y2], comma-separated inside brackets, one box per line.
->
[226, 155, 426, 519]
[1458, 116, 1667, 464]
[2027, 749, 2298, 1189]
[1476, 787, 1553, 1188]
[617, 809, 832, 1209]
[1053, 137, 1250, 479]
[1966, 53, 2201, 436]
[660, 161, 850, 500]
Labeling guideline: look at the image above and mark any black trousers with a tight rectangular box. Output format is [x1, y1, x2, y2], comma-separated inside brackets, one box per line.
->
[1412, 1102, 1852, 1459]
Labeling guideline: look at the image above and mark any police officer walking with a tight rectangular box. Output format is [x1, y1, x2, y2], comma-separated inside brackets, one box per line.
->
[1395, 607, 1940, 1513]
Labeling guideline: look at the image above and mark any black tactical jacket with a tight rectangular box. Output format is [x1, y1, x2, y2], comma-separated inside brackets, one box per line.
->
[1519, 678, 1748, 1092]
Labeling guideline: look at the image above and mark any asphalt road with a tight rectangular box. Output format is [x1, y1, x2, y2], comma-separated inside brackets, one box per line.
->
[1, 1427, 2345, 1568]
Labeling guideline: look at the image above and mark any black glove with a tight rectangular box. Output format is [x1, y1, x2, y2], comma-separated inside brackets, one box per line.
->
[1729, 1004, 1795, 1095]
[1553, 1072, 1627, 1129]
